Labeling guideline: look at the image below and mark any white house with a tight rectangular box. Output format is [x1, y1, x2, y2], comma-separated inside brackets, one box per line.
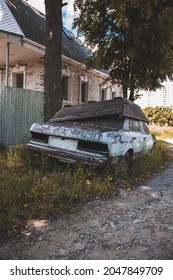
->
[0, 0, 122, 106]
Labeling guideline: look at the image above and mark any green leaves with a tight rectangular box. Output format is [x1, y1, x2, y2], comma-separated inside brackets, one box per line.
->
[144, 106, 173, 127]
[74, 0, 173, 101]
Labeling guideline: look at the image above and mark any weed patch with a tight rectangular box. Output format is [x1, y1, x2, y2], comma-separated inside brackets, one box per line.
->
[129, 140, 169, 178]
[149, 124, 173, 139]
[0, 141, 170, 240]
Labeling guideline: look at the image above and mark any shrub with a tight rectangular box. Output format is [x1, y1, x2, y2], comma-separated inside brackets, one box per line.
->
[144, 106, 173, 127]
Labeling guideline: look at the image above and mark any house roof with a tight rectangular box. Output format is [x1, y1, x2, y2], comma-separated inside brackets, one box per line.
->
[5, 0, 92, 64]
[0, 0, 24, 36]
[50, 97, 149, 123]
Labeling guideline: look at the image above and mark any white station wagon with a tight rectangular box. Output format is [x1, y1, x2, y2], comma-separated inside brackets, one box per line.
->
[27, 98, 156, 168]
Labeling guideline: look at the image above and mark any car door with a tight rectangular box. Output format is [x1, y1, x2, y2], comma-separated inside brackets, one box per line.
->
[140, 121, 154, 151]
[128, 119, 144, 154]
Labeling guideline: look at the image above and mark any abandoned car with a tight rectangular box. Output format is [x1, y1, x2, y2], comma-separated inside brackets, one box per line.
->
[27, 98, 156, 168]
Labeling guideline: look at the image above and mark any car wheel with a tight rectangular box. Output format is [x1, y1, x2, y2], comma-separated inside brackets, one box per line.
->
[150, 142, 156, 153]
[119, 152, 131, 172]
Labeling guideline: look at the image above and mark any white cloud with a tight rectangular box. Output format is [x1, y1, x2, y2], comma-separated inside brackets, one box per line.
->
[26, 0, 75, 30]
[63, 1, 75, 30]
[26, 0, 45, 14]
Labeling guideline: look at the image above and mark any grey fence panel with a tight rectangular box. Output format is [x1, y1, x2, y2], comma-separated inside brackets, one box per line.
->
[0, 86, 44, 146]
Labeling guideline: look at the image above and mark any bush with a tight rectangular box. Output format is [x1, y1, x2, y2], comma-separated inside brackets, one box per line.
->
[144, 106, 173, 127]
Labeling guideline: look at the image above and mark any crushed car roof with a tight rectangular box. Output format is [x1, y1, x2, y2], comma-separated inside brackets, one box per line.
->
[50, 98, 148, 123]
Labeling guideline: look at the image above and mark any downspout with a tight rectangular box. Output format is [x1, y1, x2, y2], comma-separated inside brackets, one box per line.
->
[5, 42, 10, 86]
[78, 75, 81, 104]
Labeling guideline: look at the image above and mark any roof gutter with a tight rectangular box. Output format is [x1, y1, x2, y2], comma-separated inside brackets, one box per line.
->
[23, 38, 45, 53]
[62, 54, 109, 78]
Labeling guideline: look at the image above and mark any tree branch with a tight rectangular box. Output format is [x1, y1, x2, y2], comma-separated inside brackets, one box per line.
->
[62, 2, 68, 8]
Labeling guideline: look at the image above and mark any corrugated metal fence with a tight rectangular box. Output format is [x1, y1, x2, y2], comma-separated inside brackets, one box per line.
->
[0, 86, 44, 146]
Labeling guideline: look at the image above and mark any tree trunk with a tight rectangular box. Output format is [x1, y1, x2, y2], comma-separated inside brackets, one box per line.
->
[123, 83, 128, 99]
[129, 88, 135, 102]
[44, 0, 63, 121]
[129, 71, 135, 102]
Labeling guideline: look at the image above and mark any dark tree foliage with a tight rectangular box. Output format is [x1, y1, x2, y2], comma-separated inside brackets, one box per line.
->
[74, 0, 173, 101]
[44, 0, 67, 121]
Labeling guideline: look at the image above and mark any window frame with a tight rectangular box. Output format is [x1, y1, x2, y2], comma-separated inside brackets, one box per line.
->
[62, 68, 73, 103]
[81, 81, 88, 103]
[11, 65, 26, 89]
[101, 88, 107, 101]
[123, 118, 149, 134]
[62, 75, 72, 102]
[80, 74, 89, 103]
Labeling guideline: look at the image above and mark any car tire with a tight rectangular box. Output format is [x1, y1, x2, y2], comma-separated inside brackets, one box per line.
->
[118, 151, 132, 172]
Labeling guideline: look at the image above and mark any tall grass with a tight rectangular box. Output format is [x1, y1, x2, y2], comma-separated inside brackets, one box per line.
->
[129, 141, 169, 178]
[149, 124, 173, 139]
[0, 140, 170, 239]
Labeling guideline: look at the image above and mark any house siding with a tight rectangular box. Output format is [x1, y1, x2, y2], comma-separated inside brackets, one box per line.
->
[0, 1, 118, 106]
[0, 58, 44, 92]
[61, 61, 112, 104]
[0, 0, 24, 35]
[26, 59, 44, 91]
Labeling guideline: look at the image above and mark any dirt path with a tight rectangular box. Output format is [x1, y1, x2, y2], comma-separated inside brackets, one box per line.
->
[0, 145, 173, 260]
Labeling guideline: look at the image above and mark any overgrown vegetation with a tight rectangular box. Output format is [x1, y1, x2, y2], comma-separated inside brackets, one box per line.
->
[144, 106, 173, 127]
[143, 106, 173, 138]
[74, 0, 173, 101]
[149, 124, 173, 139]
[0, 141, 170, 240]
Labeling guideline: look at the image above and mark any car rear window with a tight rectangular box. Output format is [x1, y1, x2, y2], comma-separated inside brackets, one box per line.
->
[81, 116, 123, 130]
[142, 122, 149, 134]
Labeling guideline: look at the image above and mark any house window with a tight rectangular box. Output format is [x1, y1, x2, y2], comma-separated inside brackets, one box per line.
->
[62, 68, 72, 102]
[81, 82, 88, 103]
[62, 75, 72, 101]
[11, 66, 26, 89]
[100, 82, 107, 101]
[80, 74, 89, 103]
[13, 73, 24, 88]
[112, 91, 116, 99]
[101, 88, 107, 101]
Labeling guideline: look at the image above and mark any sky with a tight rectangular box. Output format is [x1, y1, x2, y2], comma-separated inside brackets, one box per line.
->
[26, 0, 75, 31]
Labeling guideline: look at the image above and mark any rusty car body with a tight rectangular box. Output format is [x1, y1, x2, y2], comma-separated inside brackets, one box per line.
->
[27, 97, 156, 167]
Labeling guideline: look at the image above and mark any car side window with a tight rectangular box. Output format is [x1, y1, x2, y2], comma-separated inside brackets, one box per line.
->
[129, 119, 133, 131]
[122, 118, 130, 130]
[129, 119, 140, 132]
[142, 122, 149, 134]
[133, 120, 140, 132]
